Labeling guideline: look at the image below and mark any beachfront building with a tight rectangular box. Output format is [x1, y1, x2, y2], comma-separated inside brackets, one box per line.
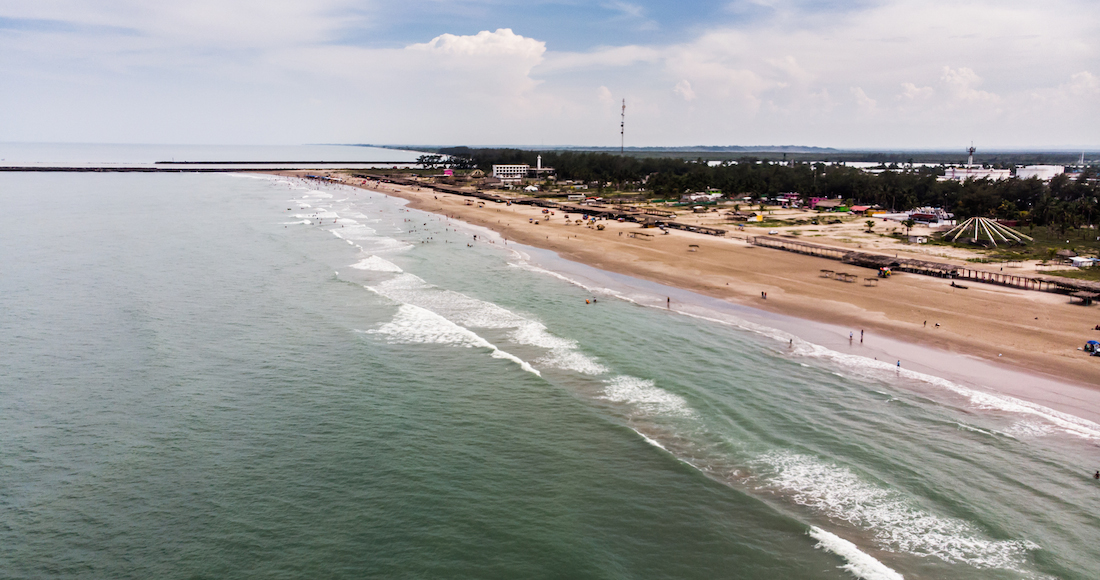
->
[492, 155, 555, 184]
[909, 207, 954, 224]
[492, 164, 530, 184]
[681, 192, 723, 203]
[812, 198, 848, 211]
[1016, 165, 1065, 181]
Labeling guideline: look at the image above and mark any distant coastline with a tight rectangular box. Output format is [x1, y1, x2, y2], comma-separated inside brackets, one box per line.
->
[350, 143, 1099, 164]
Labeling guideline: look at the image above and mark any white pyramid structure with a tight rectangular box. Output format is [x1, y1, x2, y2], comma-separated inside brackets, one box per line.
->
[943, 217, 1033, 247]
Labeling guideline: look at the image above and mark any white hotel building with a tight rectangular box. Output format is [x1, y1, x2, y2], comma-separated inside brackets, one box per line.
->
[493, 155, 553, 184]
[491, 164, 530, 183]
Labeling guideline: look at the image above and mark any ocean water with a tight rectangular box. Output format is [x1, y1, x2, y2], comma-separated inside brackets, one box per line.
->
[2, 167, 1100, 579]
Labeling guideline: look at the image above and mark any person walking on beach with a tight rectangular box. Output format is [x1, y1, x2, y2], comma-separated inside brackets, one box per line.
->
[667, 297, 670, 308]
[860, 329, 864, 343]
[849, 331, 853, 342]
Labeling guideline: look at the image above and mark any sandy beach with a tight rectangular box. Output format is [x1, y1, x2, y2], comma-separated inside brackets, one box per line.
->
[286, 172, 1099, 389]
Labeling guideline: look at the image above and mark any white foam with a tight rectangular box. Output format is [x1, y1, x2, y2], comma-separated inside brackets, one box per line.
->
[809, 527, 904, 580]
[1003, 420, 1054, 438]
[510, 261, 601, 293]
[369, 274, 607, 376]
[758, 451, 1037, 571]
[535, 348, 609, 375]
[350, 255, 403, 273]
[955, 423, 1001, 438]
[600, 376, 695, 418]
[633, 428, 670, 452]
[364, 304, 539, 376]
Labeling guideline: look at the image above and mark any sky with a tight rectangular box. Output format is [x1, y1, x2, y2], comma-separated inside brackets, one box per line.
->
[0, 0, 1098, 149]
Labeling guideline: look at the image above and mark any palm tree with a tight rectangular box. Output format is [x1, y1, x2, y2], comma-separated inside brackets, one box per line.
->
[865, 220, 875, 233]
[902, 218, 916, 236]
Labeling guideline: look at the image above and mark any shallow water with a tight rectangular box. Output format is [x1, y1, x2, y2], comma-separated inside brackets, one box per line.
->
[2, 169, 1099, 579]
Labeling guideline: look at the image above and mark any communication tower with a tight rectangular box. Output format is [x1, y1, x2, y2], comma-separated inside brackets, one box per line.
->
[620, 99, 626, 155]
[967, 144, 976, 167]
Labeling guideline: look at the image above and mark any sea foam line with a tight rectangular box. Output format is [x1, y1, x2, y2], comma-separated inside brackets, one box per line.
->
[363, 304, 539, 376]
[758, 450, 1037, 571]
[600, 376, 695, 418]
[369, 273, 607, 375]
[809, 527, 904, 580]
[510, 255, 1100, 441]
[350, 255, 403, 272]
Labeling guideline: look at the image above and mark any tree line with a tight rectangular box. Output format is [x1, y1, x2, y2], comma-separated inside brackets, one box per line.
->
[434, 147, 1099, 228]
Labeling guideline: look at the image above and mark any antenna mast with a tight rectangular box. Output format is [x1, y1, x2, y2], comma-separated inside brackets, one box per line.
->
[620, 99, 626, 155]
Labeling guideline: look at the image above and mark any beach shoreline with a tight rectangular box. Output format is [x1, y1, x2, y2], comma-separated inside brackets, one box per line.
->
[279, 172, 1099, 397]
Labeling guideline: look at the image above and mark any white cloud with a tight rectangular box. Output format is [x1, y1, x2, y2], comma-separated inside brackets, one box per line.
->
[851, 87, 877, 111]
[408, 28, 545, 60]
[899, 82, 934, 101]
[0, 0, 1098, 147]
[1066, 71, 1100, 96]
[940, 66, 999, 104]
[673, 79, 696, 101]
[597, 86, 615, 105]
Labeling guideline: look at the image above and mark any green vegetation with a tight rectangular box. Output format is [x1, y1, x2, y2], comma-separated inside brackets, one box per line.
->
[395, 144, 1093, 165]
[1040, 268, 1100, 282]
[432, 147, 1098, 234]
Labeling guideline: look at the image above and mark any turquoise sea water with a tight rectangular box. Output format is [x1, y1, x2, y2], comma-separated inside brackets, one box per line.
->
[2, 163, 1099, 579]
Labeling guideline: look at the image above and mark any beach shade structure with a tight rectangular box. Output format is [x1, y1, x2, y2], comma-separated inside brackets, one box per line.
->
[943, 217, 1033, 247]
[1085, 340, 1100, 354]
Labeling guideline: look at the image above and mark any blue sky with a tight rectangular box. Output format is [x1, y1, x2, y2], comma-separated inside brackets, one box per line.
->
[0, 0, 1097, 148]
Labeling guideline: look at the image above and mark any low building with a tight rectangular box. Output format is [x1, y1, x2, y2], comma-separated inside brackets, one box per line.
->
[941, 167, 1011, 181]
[908, 207, 954, 224]
[1016, 165, 1064, 181]
[681, 192, 723, 203]
[813, 199, 847, 211]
